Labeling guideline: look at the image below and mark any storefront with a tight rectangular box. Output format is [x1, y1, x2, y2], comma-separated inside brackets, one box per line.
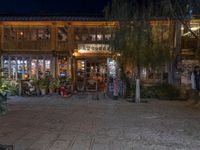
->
[76, 58, 108, 91]
[74, 44, 115, 91]
[1, 54, 71, 80]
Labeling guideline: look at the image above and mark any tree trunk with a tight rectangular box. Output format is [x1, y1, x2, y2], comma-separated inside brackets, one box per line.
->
[134, 65, 141, 103]
[135, 78, 140, 103]
[168, 62, 174, 84]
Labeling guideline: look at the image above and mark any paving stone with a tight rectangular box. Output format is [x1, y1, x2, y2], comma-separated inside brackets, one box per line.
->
[0, 96, 200, 149]
[28, 133, 58, 150]
[49, 140, 71, 150]
[13, 132, 42, 150]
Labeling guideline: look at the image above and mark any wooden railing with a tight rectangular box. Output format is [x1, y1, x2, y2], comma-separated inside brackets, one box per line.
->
[181, 37, 198, 49]
[57, 41, 68, 51]
[3, 40, 52, 51]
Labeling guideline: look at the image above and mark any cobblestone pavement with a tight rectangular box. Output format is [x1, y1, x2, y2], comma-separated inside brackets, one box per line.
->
[0, 94, 200, 150]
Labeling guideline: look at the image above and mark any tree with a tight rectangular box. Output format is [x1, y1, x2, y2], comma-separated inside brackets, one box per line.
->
[157, 0, 200, 83]
[104, 0, 171, 102]
[156, 0, 200, 46]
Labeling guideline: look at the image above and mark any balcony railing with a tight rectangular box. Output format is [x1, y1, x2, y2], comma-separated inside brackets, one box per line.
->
[57, 41, 68, 51]
[3, 40, 52, 50]
[181, 37, 198, 49]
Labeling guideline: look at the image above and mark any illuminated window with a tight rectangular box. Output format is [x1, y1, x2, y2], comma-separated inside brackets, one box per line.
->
[45, 60, 51, 72]
[105, 34, 112, 41]
[97, 34, 103, 41]
[82, 34, 87, 41]
[58, 27, 68, 41]
[31, 58, 37, 78]
[89, 34, 96, 41]
[17, 57, 23, 79]
[24, 57, 30, 79]
[3, 27, 17, 40]
[3, 56, 9, 77]
[182, 23, 200, 37]
[17, 28, 24, 40]
[38, 28, 51, 40]
[30, 29, 37, 41]
[10, 56, 17, 80]
[77, 60, 85, 72]
[38, 59, 44, 78]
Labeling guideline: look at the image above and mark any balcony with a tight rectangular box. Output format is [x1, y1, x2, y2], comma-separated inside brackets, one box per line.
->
[57, 41, 68, 51]
[181, 37, 198, 49]
[3, 40, 52, 51]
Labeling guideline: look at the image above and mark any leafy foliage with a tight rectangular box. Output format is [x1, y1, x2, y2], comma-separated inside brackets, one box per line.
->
[49, 78, 60, 89]
[105, 0, 171, 76]
[38, 77, 49, 89]
[125, 82, 185, 100]
[0, 68, 18, 114]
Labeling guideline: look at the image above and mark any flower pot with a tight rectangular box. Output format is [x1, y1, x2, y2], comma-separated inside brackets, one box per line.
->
[40, 88, 46, 96]
[36, 87, 40, 96]
[49, 88, 55, 94]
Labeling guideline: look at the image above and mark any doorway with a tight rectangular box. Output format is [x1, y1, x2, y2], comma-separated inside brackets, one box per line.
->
[76, 59, 107, 91]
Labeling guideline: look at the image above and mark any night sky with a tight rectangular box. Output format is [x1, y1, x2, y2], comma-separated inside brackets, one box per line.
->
[0, 0, 110, 15]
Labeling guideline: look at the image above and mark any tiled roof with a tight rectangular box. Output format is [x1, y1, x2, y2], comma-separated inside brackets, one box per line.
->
[0, 16, 105, 21]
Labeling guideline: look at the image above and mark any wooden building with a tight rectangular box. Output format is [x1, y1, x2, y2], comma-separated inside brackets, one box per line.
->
[0, 16, 199, 90]
[0, 16, 116, 91]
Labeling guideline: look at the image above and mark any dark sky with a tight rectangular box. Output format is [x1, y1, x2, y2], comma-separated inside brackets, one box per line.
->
[0, 0, 110, 15]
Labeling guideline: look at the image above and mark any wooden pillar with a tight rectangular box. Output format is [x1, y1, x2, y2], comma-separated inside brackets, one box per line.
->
[43, 57, 45, 77]
[36, 56, 39, 80]
[1, 56, 3, 76]
[51, 57, 54, 78]
[68, 25, 77, 90]
[51, 23, 57, 79]
[174, 21, 182, 50]
[51, 23, 57, 51]
[15, 57, 18, 80]
[8, 56, 11, 78]
[22, 57, 25, 80]
[0, 23, 3, 54]
[28, 57, 32, 79]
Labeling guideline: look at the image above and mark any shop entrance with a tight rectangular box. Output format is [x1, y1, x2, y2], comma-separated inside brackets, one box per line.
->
[76, 59, 107, 91]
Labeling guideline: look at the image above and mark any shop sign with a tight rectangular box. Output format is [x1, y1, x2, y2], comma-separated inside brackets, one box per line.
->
[78, 44, 111, 53]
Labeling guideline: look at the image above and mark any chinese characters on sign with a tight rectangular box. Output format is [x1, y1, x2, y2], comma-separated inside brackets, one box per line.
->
[78, 44, 111, 53]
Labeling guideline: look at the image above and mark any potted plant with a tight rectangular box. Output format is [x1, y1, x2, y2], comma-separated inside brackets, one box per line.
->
[38, 77, 48, 96]
[49, 79, 60, 94]
[0, 68, 18, 114]
[30, 77, 40, 96]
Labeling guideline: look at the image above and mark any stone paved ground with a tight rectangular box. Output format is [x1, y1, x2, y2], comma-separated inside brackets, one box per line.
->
[0, 94, 200, 150]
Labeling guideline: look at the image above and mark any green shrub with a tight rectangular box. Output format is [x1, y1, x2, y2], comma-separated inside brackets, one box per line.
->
[141, 86, 158, 98]
[38, 77, 49, 89]
[156, 84, 181, 100]
[0, 102, 7, 114]
[49, 79, 60, 89]
[0, 68, 17, 114]
[124, 79, 185, 100]
[140, 84, 182, 100]
[189, 90, 200, 102]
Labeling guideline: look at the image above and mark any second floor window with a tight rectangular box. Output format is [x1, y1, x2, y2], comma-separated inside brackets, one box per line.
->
[97, 34, 103, 41]
[105, 34, 112, 41]
[3, 26, 51, 41]
[38, 28, 51, 40]
[74, 27, 113, 42]
[181, 23, 200, 38]
[58, 27, 68, 41]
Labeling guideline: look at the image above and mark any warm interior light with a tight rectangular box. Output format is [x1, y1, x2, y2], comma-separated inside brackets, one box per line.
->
[117, 53, 121, 56]
[72, 49, 79, 56]
[183, 27, 200, 36]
